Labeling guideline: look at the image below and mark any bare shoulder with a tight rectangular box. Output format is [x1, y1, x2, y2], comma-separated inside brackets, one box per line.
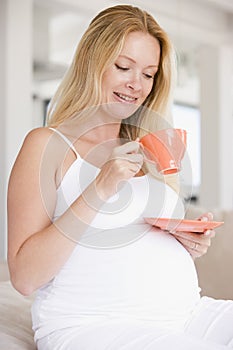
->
[22, 127, 70, 159]
[17, 127, 64, 163]
[22, 127, 54, 149]
[9, 127, 60, 186]
[8, 127, 60, 226]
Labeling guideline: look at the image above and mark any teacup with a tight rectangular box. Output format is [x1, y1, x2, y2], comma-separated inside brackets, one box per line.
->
[140, 128, 187, 175]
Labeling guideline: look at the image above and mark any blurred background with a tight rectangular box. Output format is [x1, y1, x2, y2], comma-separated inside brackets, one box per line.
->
[0, 0, 233, 261]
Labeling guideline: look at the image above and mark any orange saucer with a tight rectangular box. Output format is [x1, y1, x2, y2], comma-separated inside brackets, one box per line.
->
[144, 217, 224, 233]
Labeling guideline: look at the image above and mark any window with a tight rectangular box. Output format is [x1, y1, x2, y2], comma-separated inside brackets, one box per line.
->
[172, 103, 201, 199]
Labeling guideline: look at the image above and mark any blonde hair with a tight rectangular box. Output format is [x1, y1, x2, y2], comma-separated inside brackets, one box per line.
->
[47, 4, 176, 136]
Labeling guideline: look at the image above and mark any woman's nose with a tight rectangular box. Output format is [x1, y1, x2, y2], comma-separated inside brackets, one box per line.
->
[126, 74, 142, 91]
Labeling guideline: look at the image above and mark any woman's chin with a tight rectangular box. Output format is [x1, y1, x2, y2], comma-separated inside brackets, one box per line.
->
[101, 102, 140, 120]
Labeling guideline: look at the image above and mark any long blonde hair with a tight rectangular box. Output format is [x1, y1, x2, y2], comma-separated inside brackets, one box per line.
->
[47, 4, 176, 137]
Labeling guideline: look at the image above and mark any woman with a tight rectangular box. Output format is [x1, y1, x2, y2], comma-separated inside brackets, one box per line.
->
[7, 5, 232, 349]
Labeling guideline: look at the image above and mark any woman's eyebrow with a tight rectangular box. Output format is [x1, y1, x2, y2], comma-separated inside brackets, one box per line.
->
[118, 55, 159, 68]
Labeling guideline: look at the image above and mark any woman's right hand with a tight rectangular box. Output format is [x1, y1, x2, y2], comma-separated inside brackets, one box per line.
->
[95, 141, 143, 200]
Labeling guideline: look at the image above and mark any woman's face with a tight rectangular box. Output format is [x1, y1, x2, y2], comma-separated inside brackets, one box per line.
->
[101, 31, 160, 120]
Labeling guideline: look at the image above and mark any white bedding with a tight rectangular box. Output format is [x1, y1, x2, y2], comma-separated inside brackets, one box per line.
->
[0, 281, 36, 350]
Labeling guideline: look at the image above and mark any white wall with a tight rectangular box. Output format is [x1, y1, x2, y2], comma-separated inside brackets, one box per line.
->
[199, 45, 233, 209]
[0, 0, 7, 261]
[0, 0, 33, 261]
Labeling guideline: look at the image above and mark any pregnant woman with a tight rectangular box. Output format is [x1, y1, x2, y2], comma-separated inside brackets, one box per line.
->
[7, 5, 233, 349]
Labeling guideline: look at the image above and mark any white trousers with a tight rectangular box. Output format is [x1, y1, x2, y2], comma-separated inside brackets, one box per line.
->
[37, 297, 233, 350]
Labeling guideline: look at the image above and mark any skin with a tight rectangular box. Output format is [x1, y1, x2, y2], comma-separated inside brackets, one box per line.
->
[101, 31, 160, 121]
[7, 31, 215, 296]
[173, 212, 216, 259]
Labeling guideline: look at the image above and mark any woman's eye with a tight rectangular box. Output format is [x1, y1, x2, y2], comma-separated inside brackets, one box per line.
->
[115, 64, 129, 71]
[144, 73, 154, 79]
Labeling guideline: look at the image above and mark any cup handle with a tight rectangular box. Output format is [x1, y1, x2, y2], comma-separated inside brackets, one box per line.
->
[139, 142, 156, 164]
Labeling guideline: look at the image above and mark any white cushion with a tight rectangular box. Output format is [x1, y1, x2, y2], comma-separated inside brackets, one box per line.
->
[0, 281, 36, 349]
[186, 205, 233, 300]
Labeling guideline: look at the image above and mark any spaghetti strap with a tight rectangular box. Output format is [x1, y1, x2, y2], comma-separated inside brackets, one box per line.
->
[49, 127, 79, 158]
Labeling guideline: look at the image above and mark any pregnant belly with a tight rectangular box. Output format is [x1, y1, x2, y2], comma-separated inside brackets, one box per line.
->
[127, 230, 200, 315]
[50, 228, 200, 322]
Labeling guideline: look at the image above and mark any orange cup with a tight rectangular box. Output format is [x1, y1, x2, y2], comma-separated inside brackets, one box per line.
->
[140, 128, 187, 175]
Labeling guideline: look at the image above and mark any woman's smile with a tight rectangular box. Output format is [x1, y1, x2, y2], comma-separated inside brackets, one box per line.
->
[113, 91, 138, 103]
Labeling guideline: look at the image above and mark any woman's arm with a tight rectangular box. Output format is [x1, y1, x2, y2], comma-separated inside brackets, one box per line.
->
[7, 128, 77, 295]
[7, 129, 143, 295]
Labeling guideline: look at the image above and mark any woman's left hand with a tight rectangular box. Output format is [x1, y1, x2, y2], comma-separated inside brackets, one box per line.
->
[171, 212, 216, 259]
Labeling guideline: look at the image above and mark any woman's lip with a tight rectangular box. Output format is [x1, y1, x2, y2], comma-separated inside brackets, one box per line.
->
[113, 92, 138, 103]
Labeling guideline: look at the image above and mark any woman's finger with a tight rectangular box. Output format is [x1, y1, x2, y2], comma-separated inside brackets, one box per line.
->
[197, 212, 214, 222]
[175, 236, 209, 259]
[173, 232, 211, 247]
[113, 140, 140, 155]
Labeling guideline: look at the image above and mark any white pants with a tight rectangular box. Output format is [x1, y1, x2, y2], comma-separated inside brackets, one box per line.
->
[37, 297, 233, 350]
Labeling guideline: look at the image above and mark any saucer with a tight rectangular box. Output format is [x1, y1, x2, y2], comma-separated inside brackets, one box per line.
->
[144, 217, 224, 233]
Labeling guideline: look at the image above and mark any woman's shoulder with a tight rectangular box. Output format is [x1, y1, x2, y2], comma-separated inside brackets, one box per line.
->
[16, 127, 62, 171]
[22, 127, 65, 156]
[23, 127, 54, 146]
[9, 128, 59, 191]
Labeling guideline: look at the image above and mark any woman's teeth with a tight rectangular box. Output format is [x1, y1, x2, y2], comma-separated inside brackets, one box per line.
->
[115, 92, 136, 102]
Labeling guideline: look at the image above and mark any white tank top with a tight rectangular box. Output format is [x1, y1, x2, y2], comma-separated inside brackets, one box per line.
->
[32, 128, 200, 340]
